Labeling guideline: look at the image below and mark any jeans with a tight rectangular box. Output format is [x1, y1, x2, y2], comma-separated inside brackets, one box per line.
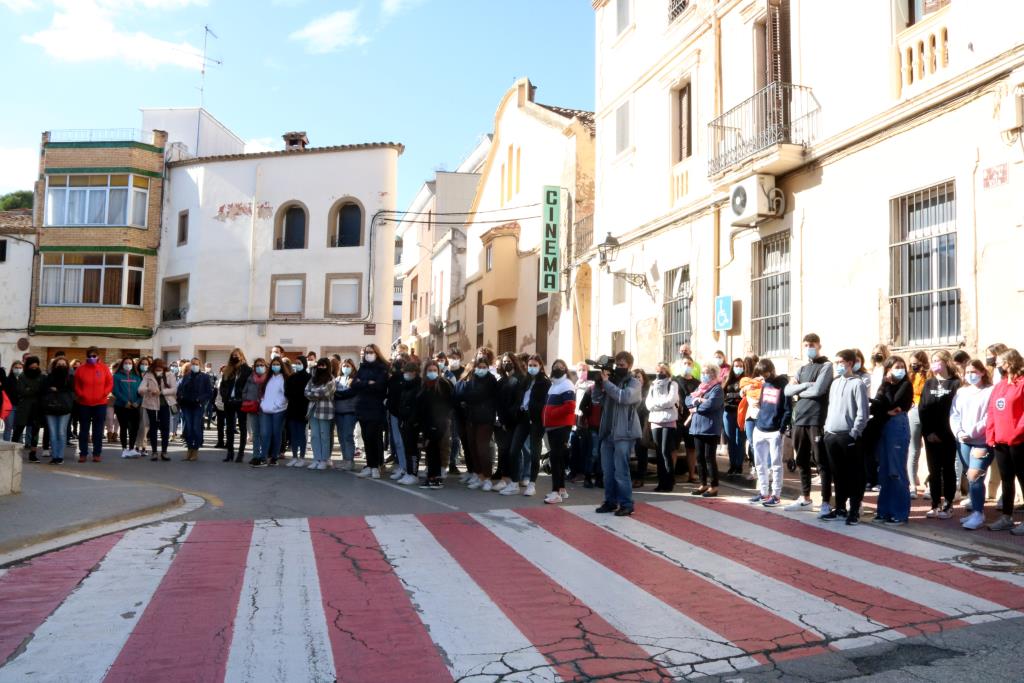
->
[259, 411, 286, 464]
[248, 413, 264, 461]
[147, 405, 170, 454]
[449, 414, 463, 469]
[907, 405, 923, 486]
[924, 432, 957, 509]
[388, 413, 408, 472]
[2, 406, 15, 442]
[600, 438, 634, 510]
[310, 417, 333, 462]
[45, 414, 71, 461]
[334, 412, 357, 463]
[288, 418, 307, 458]
[825, 431, 864, 514]
[793, 425, 828, 500]
[180, 405, 205, 449]
[359, 419, 385, 468]
[510, 419, 542, 482]
[694, 434, 719, 487]
[78, 404, 107, 457]
[959, 441, 992, 514]
[744, 419, 757, 464]
[114, 405, 140, 451]
[723, 410, 746, 472]
[876, 414, 911, 521]
[546, 426, 571, 491]
[994, 443, 1024, 516]
[752, 428, 783, 497]
[585, 428, 601, 476]
[225, 407, 248, 457]
[651, 426, 677, 490]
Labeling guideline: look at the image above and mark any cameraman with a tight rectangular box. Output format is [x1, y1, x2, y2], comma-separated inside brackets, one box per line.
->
[596, 351, 642, 517]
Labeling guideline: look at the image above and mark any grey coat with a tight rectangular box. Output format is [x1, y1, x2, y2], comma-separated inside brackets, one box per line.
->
[598, 376, 643, 442]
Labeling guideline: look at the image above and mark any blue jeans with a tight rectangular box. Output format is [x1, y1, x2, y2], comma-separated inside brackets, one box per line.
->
[310, 417, 333, 462]
[2, 406, 15, 442]
[248, 413, 264, 461]
[334, 412, 357, 462]
[259, 411, 286, 463]
[744, 419, 757, 463]
[288, 417, 307, 458]
[723, 410, 746, 471]
[388, 414, 408, 471]
[958, 441, 992, 513]
[78, 404, 107, 457]
[45, 414, 71, 461]
[586, 428, 602, 476]
[876, 413, 911, 521]
[180, 405, 205, 449]
[601, 438, 635, 510]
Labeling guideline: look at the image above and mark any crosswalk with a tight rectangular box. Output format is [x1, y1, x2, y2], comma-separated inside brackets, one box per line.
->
[1, 497, 1023, 682]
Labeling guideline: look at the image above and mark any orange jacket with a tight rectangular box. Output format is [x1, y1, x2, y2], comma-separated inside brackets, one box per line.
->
[74, 362, 114, 407]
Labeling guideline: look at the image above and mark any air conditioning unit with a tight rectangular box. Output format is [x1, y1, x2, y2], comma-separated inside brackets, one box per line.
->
[728, 174, 784, 226]
[999, 93, 1023, 134]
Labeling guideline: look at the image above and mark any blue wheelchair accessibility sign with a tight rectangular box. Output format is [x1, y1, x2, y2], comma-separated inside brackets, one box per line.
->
[715, 295, 733, 332]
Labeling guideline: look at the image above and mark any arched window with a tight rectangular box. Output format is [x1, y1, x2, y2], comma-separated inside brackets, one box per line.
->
[274, 202, 308, 250]
[327, 198, 364, 247]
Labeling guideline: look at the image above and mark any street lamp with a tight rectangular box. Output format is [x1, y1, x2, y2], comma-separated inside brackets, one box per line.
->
[597, 232, 651, 297]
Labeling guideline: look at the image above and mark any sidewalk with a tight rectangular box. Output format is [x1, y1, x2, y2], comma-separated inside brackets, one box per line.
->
[0, 461, 183, 560]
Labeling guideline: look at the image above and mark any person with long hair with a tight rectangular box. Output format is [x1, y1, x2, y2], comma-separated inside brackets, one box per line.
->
[241, 357, 269, 466]
[737, 354, 762, 482]
[445, 349, 466, 475]
[213, 365, 227, 449]
[41, 357, 74, 465]
[395, 360, 422, 485]
[354, 344, 389, 479]
[542, 358, 575, 504]
[919, 349, 961, 518]
[219, 348, 251, 463]
[112, 356, 142, 458]
[177, 357, 214, 461]
[284, 356, 310, 465]
[2, 360, 22, 443]
[333, 358, 359, 471]
[646, 362, 680, 491]
[631, 368, 652, 488]
[872, 355, 913, 525]
[723, 358, 747, 476]
[139, 359, 176, 461]
[257, 355, 291, 467]
[985, 349, 1024, 534]
[417, 359, 454, 489]
[304, 357, 336, 470]
[985, 343, 1009, 384]
[906, 350, 929, 498]
[493, 352, 524, 492]
[502, 353, 545, 496]
[686, 361, 725, 497]
[950, 360, 995, 530]
[135, 357, 151, 458]
[460, 349, 499, 490]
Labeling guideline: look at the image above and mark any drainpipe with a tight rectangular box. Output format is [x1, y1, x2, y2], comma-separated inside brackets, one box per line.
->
[248, 164, 262, 330]
[712, 11, 723, 344]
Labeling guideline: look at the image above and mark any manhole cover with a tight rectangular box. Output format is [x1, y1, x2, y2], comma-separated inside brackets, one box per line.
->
[956, 553, 1024, 573]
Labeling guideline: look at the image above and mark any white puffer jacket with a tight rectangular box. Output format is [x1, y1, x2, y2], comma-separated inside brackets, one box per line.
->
[645, 378, 680, 425]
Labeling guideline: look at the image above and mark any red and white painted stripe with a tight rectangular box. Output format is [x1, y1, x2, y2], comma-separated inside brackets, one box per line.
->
[1, 496, 1023, 682]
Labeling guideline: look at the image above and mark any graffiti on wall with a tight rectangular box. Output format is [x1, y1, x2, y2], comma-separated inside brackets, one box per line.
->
[213, 201, 273, 222]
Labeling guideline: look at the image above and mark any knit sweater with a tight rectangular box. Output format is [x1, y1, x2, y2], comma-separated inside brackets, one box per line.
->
[949, 384, 994, 446]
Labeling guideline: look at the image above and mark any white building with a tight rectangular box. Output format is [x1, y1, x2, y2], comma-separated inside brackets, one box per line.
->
[0, 209, 36, 365]
[157, 130, 402, 367]
[141, 107, 245, 159]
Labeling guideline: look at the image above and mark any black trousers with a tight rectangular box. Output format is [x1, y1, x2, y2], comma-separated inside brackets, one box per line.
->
[402, 424, 420, 475]
[424, 427, 446, 479]
[634, 439, 649, 479]
[215, 409, 226, 445]
[924, 433, 957, 508]
[694, 434, 719, 487]
[826, 431, 864, 513]
[994, 443, 1024, 516]
[115, 406, 140, 451]
[224, 407, 248, 456]
[494, 424, 515, 480]
[360, 419, 385, 468]
[651, 426, 677, 490]
[793, 425, 829, 500]
[546, 426, 571, 491]
[147, 406, 170, 454]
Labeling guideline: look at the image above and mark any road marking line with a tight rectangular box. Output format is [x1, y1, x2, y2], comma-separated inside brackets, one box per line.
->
[224, 518, 336, 683]
[343, 471, 459, 510]
[370, 513, 558, 682]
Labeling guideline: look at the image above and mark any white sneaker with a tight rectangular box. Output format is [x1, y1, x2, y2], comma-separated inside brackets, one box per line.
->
[909, 489, 917, 499]
[466, 474, 480, 487]
[784, 499, 812, 512]
[482, 479, 494, 492]
[467, 479, 483, 490]
[120, 449, 129, 459]
[339, 460, 354, 471]
[961, 499, 973, 511]
[923, 491, 932, 501]
[523, 482, 536, 496]
[317, 461, 328, 470]
[499, 484, 521, 496]
[559, 490, 569, 501]
[743, 471, 757, 482]
[936, 507, 953, 519]
[399, 474, 418, 486]
[370, 468, 381, 479]
[818, 502, 833, 519]
[961, 511, 985, 530]
[127, 449, 140, 457]
[544, 491, 563, 504]
[356, 467, 373, 478]
[390, 469, 405, 480]
[492, 480, 508, 492]
[520, 479, 530, 487]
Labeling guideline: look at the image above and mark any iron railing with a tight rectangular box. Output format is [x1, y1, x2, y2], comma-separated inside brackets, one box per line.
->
[707, 81, 819, 175]
[49, 129, 156, 144]
[668, 0, 690, 23]
[571, 214, 594, 262]
[161, 306, 188, 323]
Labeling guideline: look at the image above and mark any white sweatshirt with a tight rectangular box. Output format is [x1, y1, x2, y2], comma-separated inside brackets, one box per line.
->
[259, 374, 288, 414]
[949, 384, 994, 446]
[645, 378, 680, 426]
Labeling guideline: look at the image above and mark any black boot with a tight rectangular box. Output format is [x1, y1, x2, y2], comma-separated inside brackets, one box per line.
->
[234, 451, 244, 463]
[223, 450, 234, 462]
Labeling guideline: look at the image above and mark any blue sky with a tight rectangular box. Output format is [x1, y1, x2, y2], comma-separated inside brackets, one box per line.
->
[0, 0, 595, 207]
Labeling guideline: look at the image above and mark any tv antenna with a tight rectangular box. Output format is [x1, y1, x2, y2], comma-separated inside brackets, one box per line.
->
[195, 24, 223, 154]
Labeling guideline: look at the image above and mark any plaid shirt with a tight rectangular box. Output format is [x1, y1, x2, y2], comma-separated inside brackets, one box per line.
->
[304, 379, 335, 420]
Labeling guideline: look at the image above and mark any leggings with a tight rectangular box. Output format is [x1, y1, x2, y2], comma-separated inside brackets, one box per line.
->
[924, 433, 957, 509]
[994, 443, 1024, 516]
[546, 426, 571, 491]
[114, 405, 140, 450]
[359, 419, 385, 468]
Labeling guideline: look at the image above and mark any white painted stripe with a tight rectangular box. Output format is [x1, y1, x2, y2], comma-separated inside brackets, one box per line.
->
[567, 505, 889, 640]
[776, 506, 1024, 590]
[0, 522, 191, 683]
[224, 518, 336, 683]
[474, 509, 759, 678]
[369, 514, 560, 682]
[345, 470, 459, 510]
[657, 500, 1013, 619]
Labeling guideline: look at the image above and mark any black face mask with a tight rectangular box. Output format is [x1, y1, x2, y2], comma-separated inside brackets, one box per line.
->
[986, 356, 997, 367]
[657, 372, 669, 380]
[25, 367, 41, 378]
[503, 363, 514, 373]
[551, 368, 566, 379]
[612, 367, 628, 381]
[872, 354, 884, 363]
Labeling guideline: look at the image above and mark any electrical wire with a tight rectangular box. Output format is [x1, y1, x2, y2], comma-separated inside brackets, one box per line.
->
[382, 215, 540, 225]
[378, 203, 541, 217]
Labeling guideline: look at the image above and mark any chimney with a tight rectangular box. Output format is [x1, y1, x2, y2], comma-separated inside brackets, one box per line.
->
[282, 131, 309, 151]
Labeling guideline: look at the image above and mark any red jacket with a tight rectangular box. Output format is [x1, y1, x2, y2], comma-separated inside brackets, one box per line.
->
[986, 377, 1024, 446]
[74, 362, 114, 407]
[542, 379, 577, 429]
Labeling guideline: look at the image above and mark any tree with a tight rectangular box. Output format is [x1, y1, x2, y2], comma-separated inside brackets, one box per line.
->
[0, 191, 33, 211]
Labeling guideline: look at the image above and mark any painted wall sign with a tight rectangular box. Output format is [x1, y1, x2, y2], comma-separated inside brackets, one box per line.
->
[539, 186, 561, 293]
[213, 201, 273, 222]
[983, 163, 1008, 189]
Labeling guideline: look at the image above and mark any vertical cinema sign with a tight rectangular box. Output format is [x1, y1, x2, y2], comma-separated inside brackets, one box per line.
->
[539, 185, 561, 293]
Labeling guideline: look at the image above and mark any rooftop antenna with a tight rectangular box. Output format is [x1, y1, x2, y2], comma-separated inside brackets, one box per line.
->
[195, 24, 223, 155]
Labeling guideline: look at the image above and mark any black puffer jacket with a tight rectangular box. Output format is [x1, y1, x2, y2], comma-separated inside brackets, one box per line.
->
[458, 371, 498, 425]
[397, 376, 422, 424]
[219, 364, 252, 407]
[285, 370, 310, 421]
[353, 361, 389, 422]
[417, 378, 454, 434]
[496, 373, 524, 428]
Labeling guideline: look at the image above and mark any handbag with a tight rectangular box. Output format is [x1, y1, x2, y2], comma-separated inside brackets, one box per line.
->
[241, 400, 259, 414]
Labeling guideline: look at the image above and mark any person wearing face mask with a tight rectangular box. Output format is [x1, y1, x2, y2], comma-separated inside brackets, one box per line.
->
[332, 359, 359, 470]
[176, 357, 215, 461]
[443, 350, 466, 475]
[458, 349, 499, 490]
[135, 357, 152, 458]
[139, 359, 176, 461]
[541, 359, 576, 504]
[493, 353, 525, 492]
[671, 344, 701, 381]
[416, 360, 454, 488]
[686, 361, 725, 497]
[645, 362, 680, 491]
[73, 347, 113, 464]
[112, 356, 143, 458]
[40, 358, 75, 465]
[240, 358, 270, 466]
[393, 361, 423, 485]
[219, 349, 251, 463]
[284, 356, 310, 465]
[257, 357, 291, 467]
[949, 360, 995, 530]
[501, 354, 547, 496]
[14, 356, 46, 462]
[750, 359, 792, 508]
[304, 359, 336, 470]
[353, 344, 390, 479]
[985, 343, 1009, 385]
[385, 353, 412, 480]
[737, 354, 762, 482]
[723, 358, 747, 477]
[784, 333, 834, 513]
[822, 350, 870, 523]
[270, 345, 285, 361]
[984, 349, 1024, 534]
[868, 356, 914, 525]
[918, 350, 961, 518]
[2, 361, 23, 443]
[212, 365, 227, 449]
[906, 350, 930, 499]
[672, 355, 701, 484]
[595, 351, 643, 517]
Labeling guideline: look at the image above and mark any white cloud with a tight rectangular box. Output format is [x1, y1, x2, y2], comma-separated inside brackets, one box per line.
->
[0, 0, 39, 12]
[21, 0, 207, 70]
[0, 147, 39, 194]
[382, 0, 425, 18]
[289, 9, 369, 54]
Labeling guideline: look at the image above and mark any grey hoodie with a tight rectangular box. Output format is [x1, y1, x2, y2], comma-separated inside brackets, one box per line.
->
[824, 375, 869, 439]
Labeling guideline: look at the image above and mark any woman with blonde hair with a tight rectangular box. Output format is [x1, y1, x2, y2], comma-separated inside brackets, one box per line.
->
[906, 350, 930, 498]
[950, 360, 995, 529]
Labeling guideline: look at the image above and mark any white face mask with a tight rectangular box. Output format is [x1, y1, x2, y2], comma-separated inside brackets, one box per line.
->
[364, 353, 376, 363]
[191, 364, 201, 373]
[450, 360, 461, 370]
[122, 363, 133, 372]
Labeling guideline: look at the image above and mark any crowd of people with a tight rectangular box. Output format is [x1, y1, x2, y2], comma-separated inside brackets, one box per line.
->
[1, 337, 1022, 528]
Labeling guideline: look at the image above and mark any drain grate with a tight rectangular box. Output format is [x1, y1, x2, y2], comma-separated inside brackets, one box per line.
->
[955, 553, 1024, 573]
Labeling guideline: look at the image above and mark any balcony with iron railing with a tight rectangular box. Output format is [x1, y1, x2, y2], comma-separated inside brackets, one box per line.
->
[707, 82, 820, 178]
[161, 306, 188, 323]
[570, 214, 594, 263]
[48, 129, 158, 145]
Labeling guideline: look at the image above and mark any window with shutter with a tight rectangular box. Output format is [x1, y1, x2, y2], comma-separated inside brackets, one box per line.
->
[497, 327, 517, 355]
[677, 84, 691, 162]
[274, 278, 304, 315]
[615, 101, 631, 155]
[328, 277, 360, 316]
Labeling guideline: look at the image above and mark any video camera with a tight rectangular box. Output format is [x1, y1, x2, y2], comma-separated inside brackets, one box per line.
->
[585, 355, 615, 383]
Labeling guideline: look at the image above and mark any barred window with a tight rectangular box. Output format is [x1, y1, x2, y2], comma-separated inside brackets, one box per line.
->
[751, 232, 791, 356]
[662, 266, 692, 363]
[889, 181, 959, 346]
